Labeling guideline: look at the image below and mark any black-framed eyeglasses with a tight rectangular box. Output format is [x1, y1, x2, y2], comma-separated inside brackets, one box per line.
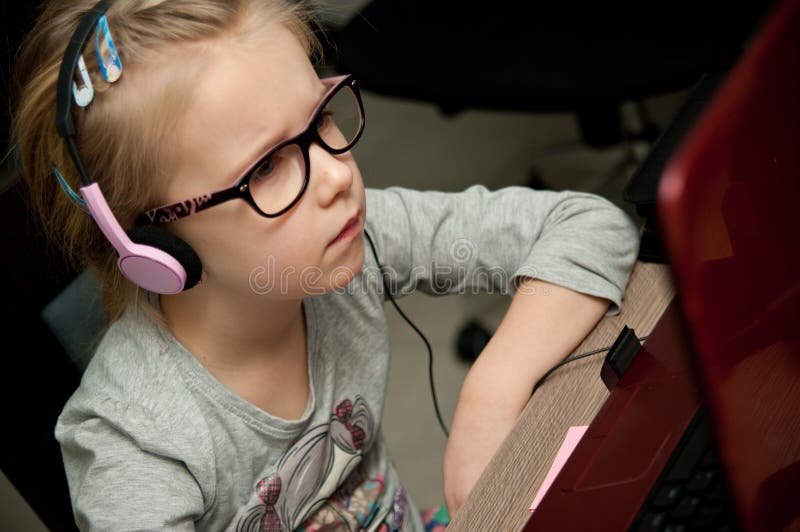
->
[136, 74, 365, 226]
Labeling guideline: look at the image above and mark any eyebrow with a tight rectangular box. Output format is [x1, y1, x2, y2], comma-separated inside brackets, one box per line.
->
[229, 82, 330, 186]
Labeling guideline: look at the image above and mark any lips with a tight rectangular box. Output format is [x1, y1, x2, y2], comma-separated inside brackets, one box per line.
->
[329, 211, 361, 246]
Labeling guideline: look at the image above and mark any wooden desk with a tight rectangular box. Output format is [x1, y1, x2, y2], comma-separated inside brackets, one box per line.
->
[449, 261, 676, 531]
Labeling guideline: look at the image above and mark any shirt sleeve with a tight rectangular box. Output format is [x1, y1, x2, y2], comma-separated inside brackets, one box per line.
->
[363, 184, 640, 316]
[55, 397, 206, 531]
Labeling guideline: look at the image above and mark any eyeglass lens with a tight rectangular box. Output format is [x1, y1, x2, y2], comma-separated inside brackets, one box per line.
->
[248, 83, 362, 215]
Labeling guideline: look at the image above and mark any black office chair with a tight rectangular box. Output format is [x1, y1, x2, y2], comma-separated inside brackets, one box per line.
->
[320, 0, 775, 362]
[0, 2, 90, 527]
[0, 176, 84, 532]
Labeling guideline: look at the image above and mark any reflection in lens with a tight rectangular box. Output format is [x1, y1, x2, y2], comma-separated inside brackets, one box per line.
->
[318, 85, 361, 150]
[248, 143, 305, 215]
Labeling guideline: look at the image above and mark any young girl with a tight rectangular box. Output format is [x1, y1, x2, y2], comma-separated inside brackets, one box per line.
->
[13, 0, 639, 530]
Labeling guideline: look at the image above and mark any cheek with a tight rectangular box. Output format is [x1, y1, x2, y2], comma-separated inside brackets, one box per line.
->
[239, 224, 315, 277]
[273, 232, 366, 297]
[171, 209, 308, 277]
[239, 215, 324, 290]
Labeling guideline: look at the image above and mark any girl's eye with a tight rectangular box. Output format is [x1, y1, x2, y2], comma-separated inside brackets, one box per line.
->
[251, 157, 276, 181]
[316, 109, 335, 130]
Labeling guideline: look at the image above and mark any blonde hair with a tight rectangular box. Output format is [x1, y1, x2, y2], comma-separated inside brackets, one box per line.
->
[12, 0, 323, 326]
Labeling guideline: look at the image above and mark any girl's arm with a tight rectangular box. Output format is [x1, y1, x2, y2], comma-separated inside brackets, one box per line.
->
[364, 183, 639, 515]
[443, 277, 609, 515]
[56, 399, 205, 530]
[364, 185, 639, 316]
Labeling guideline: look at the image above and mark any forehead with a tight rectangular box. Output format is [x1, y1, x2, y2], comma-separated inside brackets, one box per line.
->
[172, 23, 322, 186]
[190, 24, 318, 128]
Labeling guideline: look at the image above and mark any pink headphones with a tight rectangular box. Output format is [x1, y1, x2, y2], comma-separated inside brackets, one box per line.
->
[54, 0, 202, 295]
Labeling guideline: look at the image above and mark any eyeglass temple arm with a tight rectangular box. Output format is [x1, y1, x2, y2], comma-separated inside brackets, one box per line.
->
[135, 186, 241, 226]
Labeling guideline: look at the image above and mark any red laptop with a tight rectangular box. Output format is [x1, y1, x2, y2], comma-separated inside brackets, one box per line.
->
[524, 0, 800, 529]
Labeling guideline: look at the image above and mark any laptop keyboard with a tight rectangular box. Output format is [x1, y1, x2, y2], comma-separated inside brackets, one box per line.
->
[631, 412, 740, 531]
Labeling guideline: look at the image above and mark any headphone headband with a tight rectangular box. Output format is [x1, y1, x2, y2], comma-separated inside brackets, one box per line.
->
[51, 0, 201, 295]
[55, 0, 112, 185]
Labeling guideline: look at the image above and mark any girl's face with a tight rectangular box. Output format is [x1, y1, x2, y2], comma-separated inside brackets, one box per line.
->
[164, 24, 367, 301]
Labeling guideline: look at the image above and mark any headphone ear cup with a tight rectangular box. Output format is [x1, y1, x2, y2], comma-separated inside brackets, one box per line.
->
[126, 226, 203, 291]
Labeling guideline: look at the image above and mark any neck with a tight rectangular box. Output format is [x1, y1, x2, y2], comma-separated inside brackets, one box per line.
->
[159, 281, 307, 373]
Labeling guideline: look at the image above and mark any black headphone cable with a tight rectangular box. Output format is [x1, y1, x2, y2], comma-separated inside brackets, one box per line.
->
[364, 227, 649, 439]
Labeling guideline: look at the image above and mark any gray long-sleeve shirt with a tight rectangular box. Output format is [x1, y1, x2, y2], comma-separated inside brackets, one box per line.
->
[55, 184, 640, 531]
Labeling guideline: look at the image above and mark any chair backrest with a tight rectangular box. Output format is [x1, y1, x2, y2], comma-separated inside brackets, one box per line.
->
[324, 0, 776, 147]
[0, 175, 83, 531]
[41, 268, 107, 373]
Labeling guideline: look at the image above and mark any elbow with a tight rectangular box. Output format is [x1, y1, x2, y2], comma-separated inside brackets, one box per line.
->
[569, 193, 641, 291]
[599, 200, 641, 300]
[582, 194, 640, 265]
[608, 203, 640, 270]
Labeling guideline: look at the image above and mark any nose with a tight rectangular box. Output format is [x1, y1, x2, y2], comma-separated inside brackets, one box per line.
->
[309, 142, 354, 206]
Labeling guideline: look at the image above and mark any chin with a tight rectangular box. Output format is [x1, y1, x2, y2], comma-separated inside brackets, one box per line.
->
[328, 239, 366, 291]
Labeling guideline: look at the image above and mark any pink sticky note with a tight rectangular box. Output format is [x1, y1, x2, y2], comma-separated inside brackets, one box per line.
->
[530, 425, 589, 511]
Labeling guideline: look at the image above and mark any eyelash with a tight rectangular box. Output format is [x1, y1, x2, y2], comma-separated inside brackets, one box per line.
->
[316, 109, 334, 128]
[252, 154, 280, 180]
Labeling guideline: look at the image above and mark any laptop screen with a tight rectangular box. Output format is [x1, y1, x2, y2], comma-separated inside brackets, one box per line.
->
[658, 0, 800, 528]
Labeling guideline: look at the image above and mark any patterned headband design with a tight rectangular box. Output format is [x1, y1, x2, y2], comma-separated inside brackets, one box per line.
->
[71, 14, 123, 107]
[94, 15, 122, 83]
